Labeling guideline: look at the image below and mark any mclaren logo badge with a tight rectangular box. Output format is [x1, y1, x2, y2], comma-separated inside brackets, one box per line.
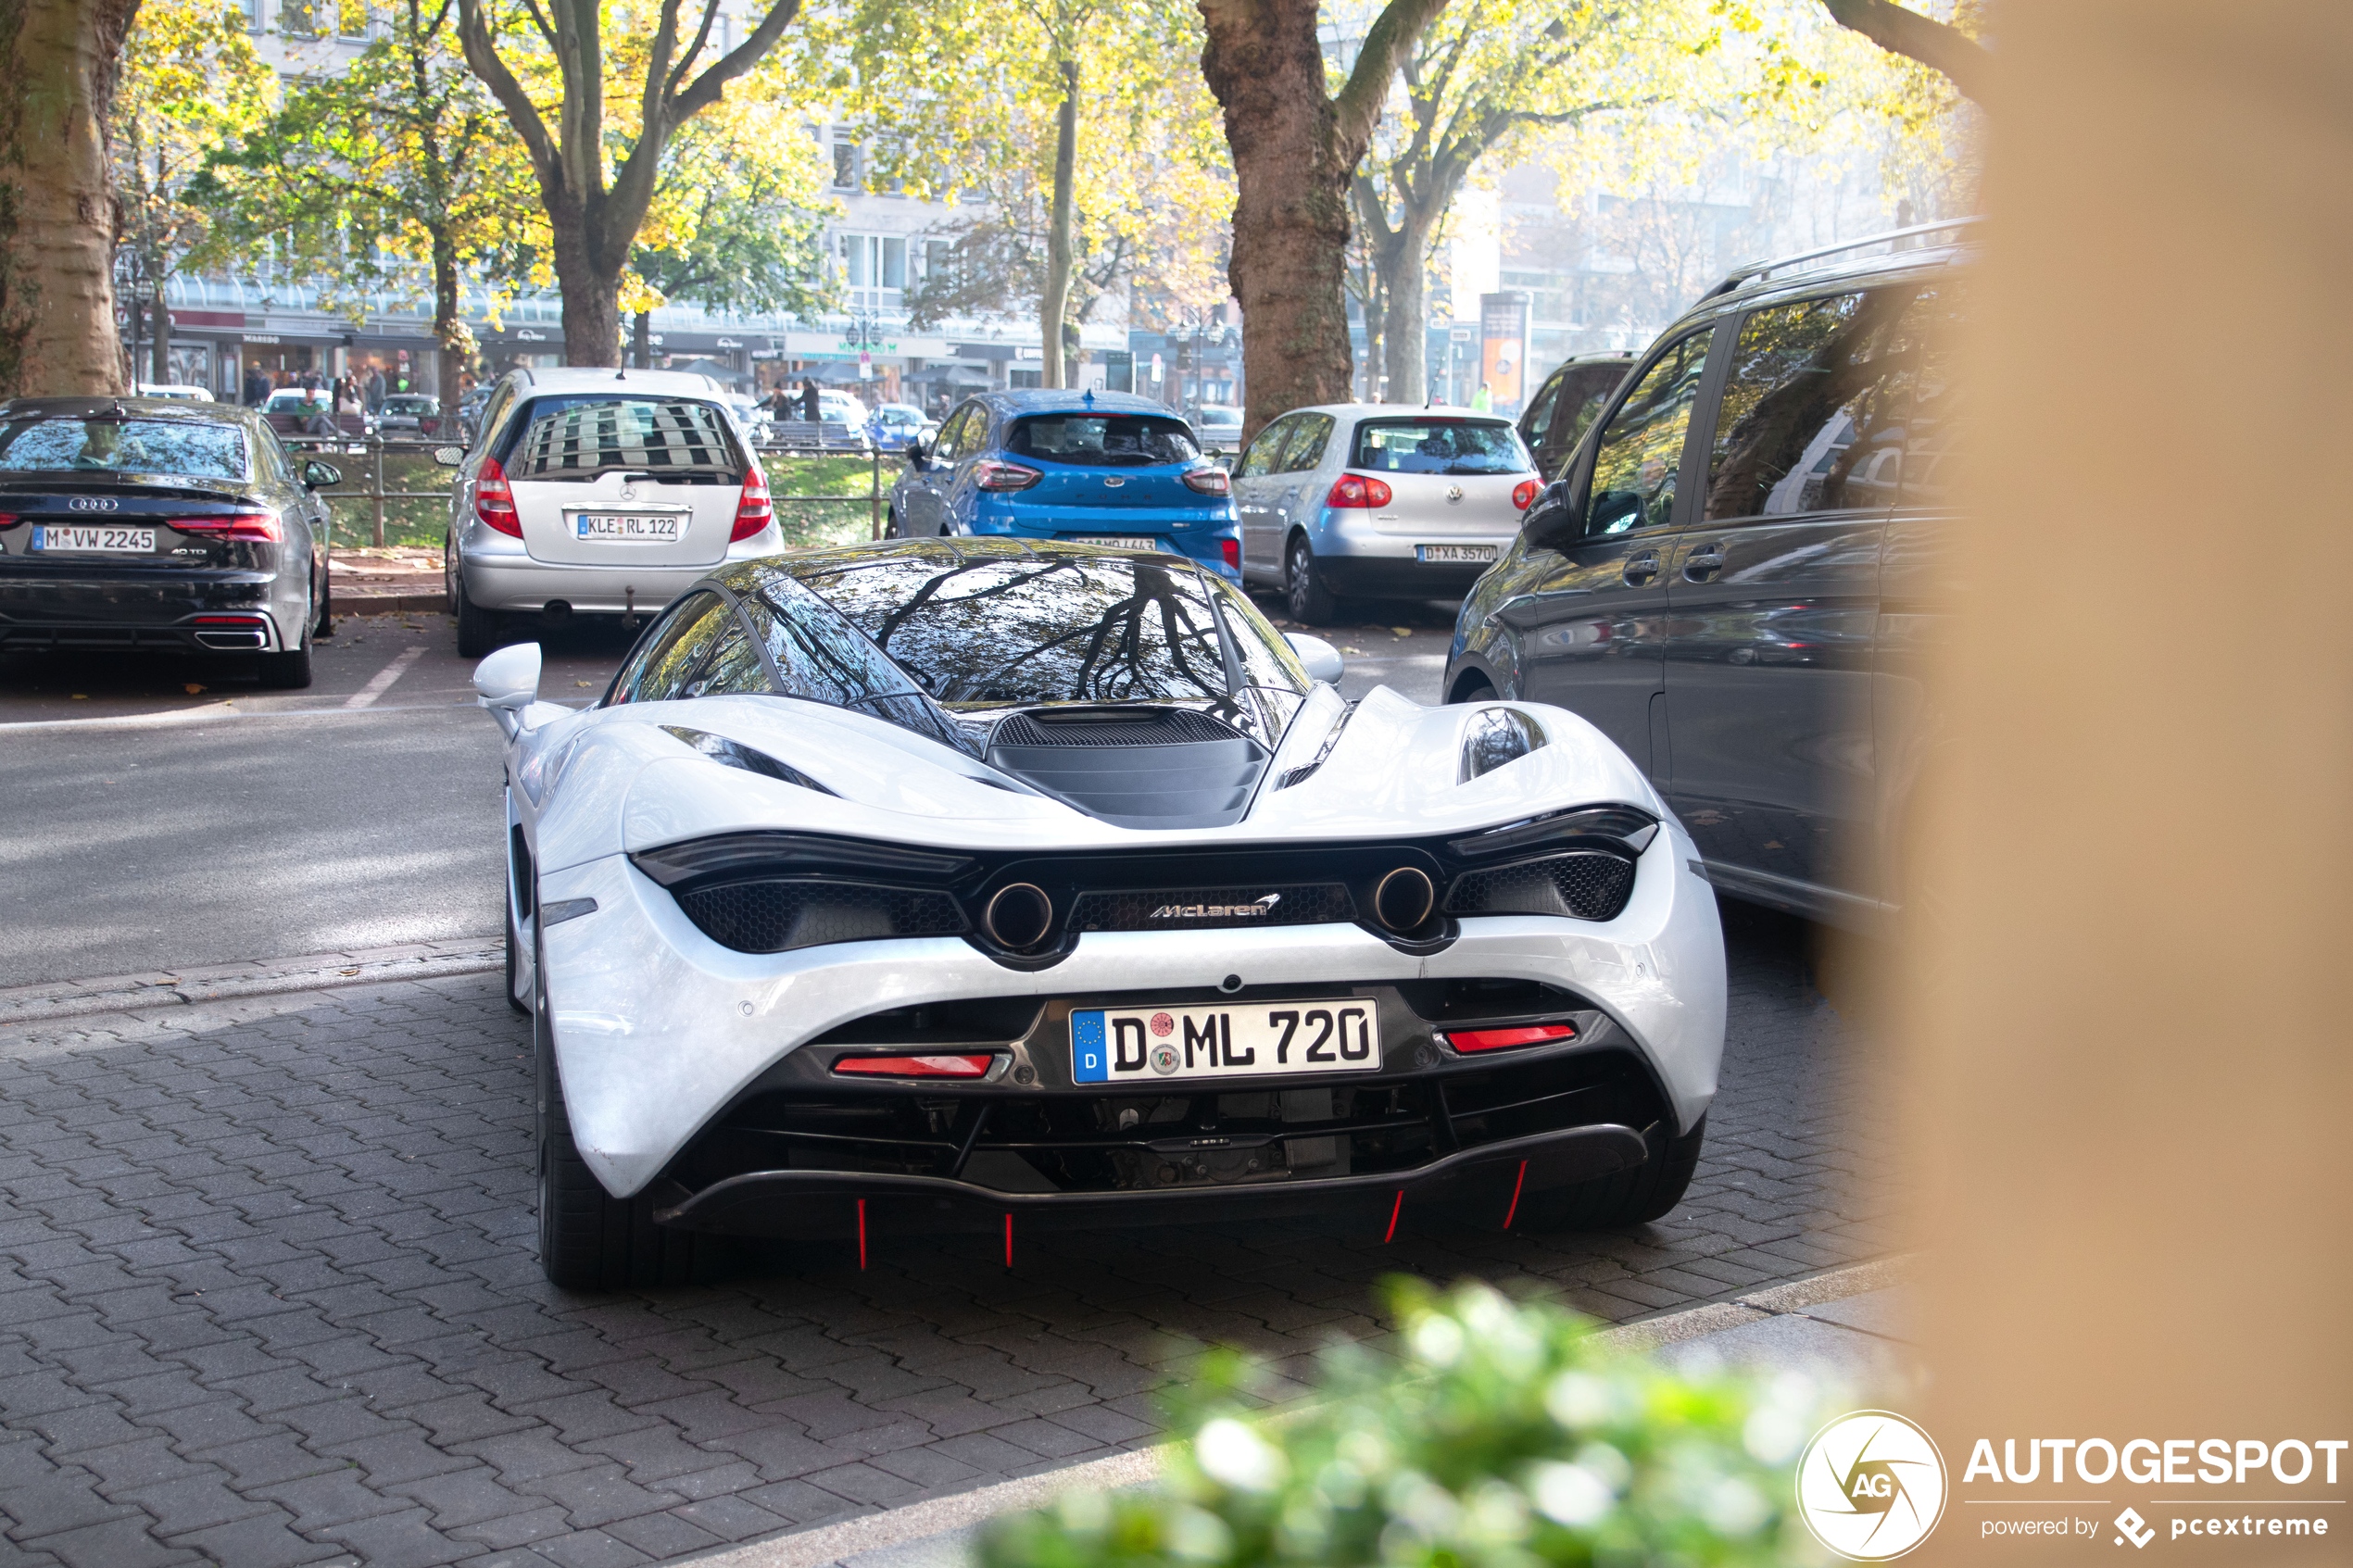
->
[1151, 893, 1281, 921]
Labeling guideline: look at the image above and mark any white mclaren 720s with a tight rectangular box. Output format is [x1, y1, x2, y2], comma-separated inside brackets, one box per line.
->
[475, 538, 1726, 1287]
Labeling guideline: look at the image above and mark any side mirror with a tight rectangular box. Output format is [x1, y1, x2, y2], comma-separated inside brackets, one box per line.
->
[1520, 480, 1580, 554]
[903, 438, 926, 465]
[1285, 633, 1345, 685]
[433, 445, 465, 467]
[301, 459, 341, 489]
[473, 641, 541, 716]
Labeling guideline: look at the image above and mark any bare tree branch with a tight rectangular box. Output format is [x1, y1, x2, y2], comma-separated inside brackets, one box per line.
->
[1819, 0, 1992, 104]
[1333, 0, 1455, 151]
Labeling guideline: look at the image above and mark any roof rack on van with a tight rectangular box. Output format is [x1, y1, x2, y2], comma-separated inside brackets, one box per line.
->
[1700, 213, 1985, 301]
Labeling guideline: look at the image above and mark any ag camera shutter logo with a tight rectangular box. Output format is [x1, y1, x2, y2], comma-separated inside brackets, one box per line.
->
[1795, 1410, 1948, 1561]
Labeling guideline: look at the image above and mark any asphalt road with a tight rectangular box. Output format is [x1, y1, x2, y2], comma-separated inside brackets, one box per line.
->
[0, 595, 1463, 989]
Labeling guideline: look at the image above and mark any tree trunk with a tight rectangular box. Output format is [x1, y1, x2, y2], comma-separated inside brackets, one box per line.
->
[547, 196, 621, 367]
[1039, 56, 1080, 391]
[0, 0, 139, 397]
[1201, 0, 1361, 443]
[432, 241, 466, 428]
[631, 309, 651, 370]
[1358, 278, 1386, 402]
[1378, 215, 1431, 405]
[149, 295, 170, 385]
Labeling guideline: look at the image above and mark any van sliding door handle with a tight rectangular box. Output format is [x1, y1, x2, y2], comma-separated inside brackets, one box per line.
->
[1622, 552, 1662, 586]
[1682, 546, 1726, 582]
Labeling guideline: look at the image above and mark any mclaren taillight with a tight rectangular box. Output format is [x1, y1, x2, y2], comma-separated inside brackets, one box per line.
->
[170, 510, 283, 543]
[1513, 479, 1541, 510]
[1444, 1023, 1576, 1054]
[1220, 536, 1240, 571]
[1182, 467, 1230, 496]
[732, 459, 774, 542]
[1327, 473, 1392, 509]
[832, 1053, 999, 1079]
[974, 459, 1042, 492]
[475, 456, 521, 536]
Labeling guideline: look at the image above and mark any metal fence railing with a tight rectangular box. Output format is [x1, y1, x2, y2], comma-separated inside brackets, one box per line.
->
[280, 433, 896, 549]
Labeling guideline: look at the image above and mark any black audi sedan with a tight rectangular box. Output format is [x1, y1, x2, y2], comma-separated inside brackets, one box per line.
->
[0, 396, 335, 688]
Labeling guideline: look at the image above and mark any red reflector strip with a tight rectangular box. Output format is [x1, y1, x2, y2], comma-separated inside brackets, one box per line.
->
[832, 1053, 997, 1078]
[1443, 1023, 1576, 1054]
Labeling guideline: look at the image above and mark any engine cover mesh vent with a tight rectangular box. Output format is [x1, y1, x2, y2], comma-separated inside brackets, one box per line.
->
[992, 709, 1239, 747]
[677, 880, 969, 954]
[1443, 852, 1637, 922]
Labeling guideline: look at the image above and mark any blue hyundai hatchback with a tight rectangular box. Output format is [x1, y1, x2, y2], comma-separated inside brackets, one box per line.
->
[884, 389, 1239, 581]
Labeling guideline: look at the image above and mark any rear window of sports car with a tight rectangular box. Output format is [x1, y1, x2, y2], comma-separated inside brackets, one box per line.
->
[785, 556, 1300, 707]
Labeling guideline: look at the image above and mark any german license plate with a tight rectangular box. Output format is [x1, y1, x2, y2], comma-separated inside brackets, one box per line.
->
[1416, 543, 1496, 563]
[1063, 534, 1165, 551]
[573, 513, 684, 541]
[1072, 1000, 1379, 1084]
[32, 525, 155, 553]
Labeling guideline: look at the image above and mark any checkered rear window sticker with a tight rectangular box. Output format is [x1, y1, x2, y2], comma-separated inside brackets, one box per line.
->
[512, 398, 732, 477]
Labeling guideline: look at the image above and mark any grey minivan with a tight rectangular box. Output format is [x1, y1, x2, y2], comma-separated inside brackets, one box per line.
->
[1444, 220, 1973, 931]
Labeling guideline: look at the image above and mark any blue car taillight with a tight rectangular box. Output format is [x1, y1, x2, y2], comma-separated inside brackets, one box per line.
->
[974, 459, 1042, 492]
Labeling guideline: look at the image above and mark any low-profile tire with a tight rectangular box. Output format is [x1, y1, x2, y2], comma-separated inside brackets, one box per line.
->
[535, 943, 697, 1289]
[313, 572, 334, 640]
[255, 608, 314, 690]
[503, 901, 530, 1017]
[1286, 534, 1341, 625]
[1515, 1115, 1706, 1231]
[456, 583, 503, 659]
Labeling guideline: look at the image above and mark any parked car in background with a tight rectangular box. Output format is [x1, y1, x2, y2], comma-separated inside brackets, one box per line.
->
[819, 389, 868, 427]
[376, 394, 440, 435]
[481, 535, 1723, 1286]
[0, 395, 335, 687]
[885, 389, 1239, 581]
[1185, 404, 1244, 453]
[1517, 351, 1633, 482]
[133, 383, 215, 402]
[1445, 220, 1976, 932]
[437, 367, 781, 657]
[865, 402, 934, 451]
[458, 384, 493, 441]
[1231, 405, 1540, 623]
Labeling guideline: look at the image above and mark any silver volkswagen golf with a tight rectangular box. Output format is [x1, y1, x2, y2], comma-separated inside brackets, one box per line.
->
[440, 368, 781, 655]
[1231, 404, 1541, 623]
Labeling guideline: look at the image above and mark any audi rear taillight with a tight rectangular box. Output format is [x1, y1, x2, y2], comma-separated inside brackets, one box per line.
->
[475, 456, 521, 536]
[1182, 467, 1230, 496]
[831, 1053, 999, 1079]
[1513, 479, 1541, 510]
[170, 510, 283, 543]
[1443, 1023, 1577, 1054]
[1327, 473, 1393, 508]
[732, 459, 774, 542]
[1220, 537, 1240, 571]
[973, 459, 1042, 492]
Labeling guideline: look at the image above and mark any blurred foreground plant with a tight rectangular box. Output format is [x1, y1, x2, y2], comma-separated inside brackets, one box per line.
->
[980, 1279, 1831, 1567]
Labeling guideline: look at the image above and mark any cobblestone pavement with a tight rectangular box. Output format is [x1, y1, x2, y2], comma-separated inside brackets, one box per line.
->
[0, 903, 1894, 1568]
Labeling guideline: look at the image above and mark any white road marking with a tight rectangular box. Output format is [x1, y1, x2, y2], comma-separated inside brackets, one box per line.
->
[343, 645, 429, 709]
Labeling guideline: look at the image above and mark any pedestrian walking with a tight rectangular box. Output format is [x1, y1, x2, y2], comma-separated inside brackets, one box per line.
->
[799, 377, 821, 424]
[243, 365, 269, 407]
[365, 366, 385, 413]
[1470, 381, 1491, 411]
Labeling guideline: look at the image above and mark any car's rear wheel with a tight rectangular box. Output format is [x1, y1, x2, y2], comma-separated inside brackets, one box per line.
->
[456, 583, 502, 659]
[1286, 534, 1340, 625]
[535, 940, 698, 1289]
[256, 595, 315, 689]
[1514, 1115, 1706, 1231]
[884, 507, 902, 538]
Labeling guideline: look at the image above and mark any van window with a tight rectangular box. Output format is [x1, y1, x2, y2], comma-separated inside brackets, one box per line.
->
[1539, 364, 1627, 476]
[1895, 279, 1969, 510]
[1704, 288, 1915, 521]
[1582, 329, 1715, 536]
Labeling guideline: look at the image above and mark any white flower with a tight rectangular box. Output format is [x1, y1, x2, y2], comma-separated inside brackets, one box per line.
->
[1196, 1418, 1288, 1493]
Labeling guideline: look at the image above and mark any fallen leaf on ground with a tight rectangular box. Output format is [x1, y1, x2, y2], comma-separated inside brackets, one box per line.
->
[1341, 646, 1365, 656]
[1391, 627, 1412, 635]
[70, 694, 87, 700]
[183, 684, 207, 695]
[575, 681, 592, 687]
